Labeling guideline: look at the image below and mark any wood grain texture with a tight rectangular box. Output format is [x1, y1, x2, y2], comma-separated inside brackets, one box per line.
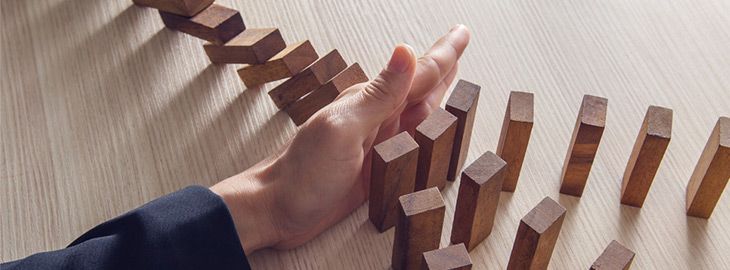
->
[392, 187, 446, 270]
[590, 240, 635, 270]
[3, 1, 730, 269]
[203, 28, 286, 64]
[133, 0, 214, 17]
[686, 117, 730, 218]
[415, 108, 458, 191]
[160, 4, 245, 44]
[237, 40, 318, 86]
[445, 80, 481, 182]
[507, 197, 566, 270]
[496, 91, 534, 192]
[269, 50, 347, 109]
[422, 243, 472, 270]
[559, 95, 607, 197]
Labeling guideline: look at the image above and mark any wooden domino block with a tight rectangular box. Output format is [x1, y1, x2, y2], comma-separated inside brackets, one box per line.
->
[160, 4, 245, 45]
[369, 131, 419, 232]
[496, 91, 534, 192]
[133, 0, 213, 17]
[415, 109, 458, 191]
[392, 187, 446, 270]
[421, 243, 472, 270]
[590, 240, 635, 270]
[506, 197, 566, 270]
[203, 28, 286, 64]
[237, 41, 318, 86]
[559, 95, 607, 197]
[450, 151, 506, 251]
[620, 106, 672, 207]
[445, 80, 481, 182]
[686, 116, 730, 218]
[284, 63, 368, 125]
[269, 50, 348, 109]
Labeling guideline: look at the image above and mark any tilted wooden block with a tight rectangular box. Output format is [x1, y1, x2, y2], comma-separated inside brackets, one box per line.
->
[284, 63, 368, 125]
[203, 28, 286, 64]
[133, 0, 213, 17]
[450, 151, 506, 251]
[421, 243, 472, 270]
[686, 116, 730, 218]
[237, 41, 318, 87]
[445, 80, 481, 182]
[496, 91, 534, 192]
[415, 109, 458, 191]
[270, 50, 348, 109]
[160, 4, 245, 45]
[506, 197, 566, 270]
[620, 106, 672, 207]
[392, 187, 445, 270]
[590, 240, 635, 270]
[559, 95, 608, 197]
[369, 131, 419, 232]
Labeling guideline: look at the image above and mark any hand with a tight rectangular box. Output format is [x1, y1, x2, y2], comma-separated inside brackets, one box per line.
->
[211, 25, 471, 254]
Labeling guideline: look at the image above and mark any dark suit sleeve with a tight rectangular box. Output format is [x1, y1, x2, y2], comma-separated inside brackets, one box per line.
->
[1, 186, 252, 270]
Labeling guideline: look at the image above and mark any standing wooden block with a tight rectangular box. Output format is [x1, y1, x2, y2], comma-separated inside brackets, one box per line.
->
[590, 240, 635, 270]
[445, 80, 481, 182]
[369, 132, 419, 232]
[237, 41, 318, 86]
[269, 50, 348, 109]
[686, 116, 730, 218]
[559, 95, 608, 197]
[506, 197, 566, 270]
[392, 187, 446, 270]
[203, 28, 286, 64]
[160, 4, 245, 45]
[133, 0, 213, 17]
[421, 243, 472, 270]
[496, 91, 534, 192]
[620, 106, 672, 207]
[450, 151, 506, 251]
[415, 109, 458, 191]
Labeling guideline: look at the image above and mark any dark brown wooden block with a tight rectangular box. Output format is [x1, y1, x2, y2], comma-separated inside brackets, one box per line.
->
[237, 41, 318, 87]
[133, 0, 213, 17]
[590, 240, 635, 270]
[559, 95, 608, 197]
[686, 116, 730, 218]
[160, 4, 245, 45]
[450, 151, 506, 251]
[496, 91, 534, 192]
[369, 131, 419, 232]
[506, 197, 566, 270]
[445, 80, 481, 182]
[203, 28, 286, 64]
[421, 243, 472, 270]
[269, 50, 348, 109]
[415, 108, 458, 191]
[620, 106, 672, 207]
[392, 187, 446, 270]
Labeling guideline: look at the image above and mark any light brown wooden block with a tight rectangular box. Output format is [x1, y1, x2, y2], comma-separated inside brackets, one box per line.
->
[133, 0, 213, 17]
[506, 197, 566, 270]
[450, 151, 506, 251]
[686, 116, 730, 218]
[415, 108, 458, 191]
[369, 131, 419, 232]
[160, 4, 245, 45]
[284, 63, 368, 125]
[203, 28, 286, 64]
[620, 106, 672, 207]
[392, 187, 446, 270]
[237, 41, 318, 87]
[269, 50, 348, 109]
[559, 95, 607, 197]
[445, 80, 481, 182]
[496, 91, 534, 192]
[421, 243, 472, 270]
[590, 240, 635, 270]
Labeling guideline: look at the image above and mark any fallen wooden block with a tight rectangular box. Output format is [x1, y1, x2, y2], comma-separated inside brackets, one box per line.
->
[450, 151, 506, 251]
[284, 63, 368, 125]
[445, 80, 481, 182]
[496, 91, 534, 192]
[421, 243, 472, 270]
[590, 240, 635, 270]
[133, 0, 213, 17]
[160, 4, 245, 44]
[369, 131, 419, 232]
[415, 108, 458, 191]
[620, 106, 672, 207]
[203, 28, 286, 64]
[269, 50, 348, 109]
[237, 41, 318, 87]
[686, 116, 730, 218]
[392, 187, 445, 270]
[506, 197, 566, 270]
[559, 95, 608, 197]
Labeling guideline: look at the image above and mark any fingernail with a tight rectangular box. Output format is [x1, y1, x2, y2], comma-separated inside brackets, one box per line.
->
[387, 44, 413, 73]
[449, 24, 463, 32]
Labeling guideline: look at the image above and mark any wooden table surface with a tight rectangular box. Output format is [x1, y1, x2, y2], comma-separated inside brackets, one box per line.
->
[2, 0, 729, 269]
